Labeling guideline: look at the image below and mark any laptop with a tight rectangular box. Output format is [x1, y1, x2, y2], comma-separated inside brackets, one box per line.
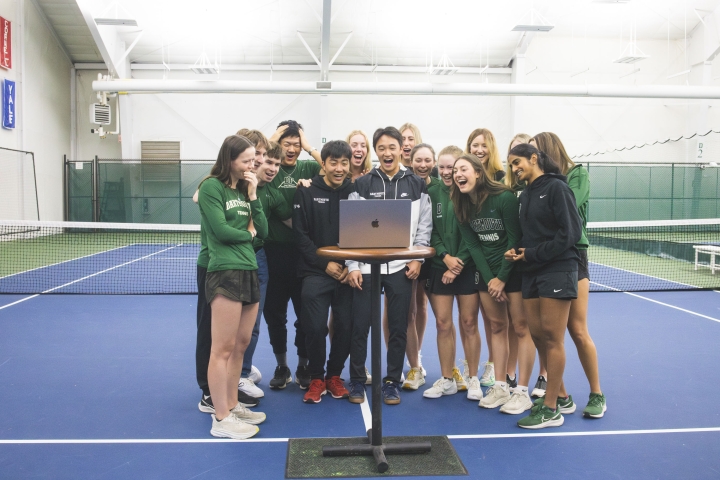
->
[339, 199, 412, 248]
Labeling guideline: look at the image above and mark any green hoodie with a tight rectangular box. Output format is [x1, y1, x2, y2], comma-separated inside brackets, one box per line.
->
[267, 160, 321, 244]
[427, 181, 472, 271]
[567, 164, 590, 250]
[198, 177, 268, 272]
[253, 183, 292, 250]
[459, 190, 521, 284]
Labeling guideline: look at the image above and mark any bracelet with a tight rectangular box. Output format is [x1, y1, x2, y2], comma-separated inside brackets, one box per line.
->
[306, 147, 316, 154]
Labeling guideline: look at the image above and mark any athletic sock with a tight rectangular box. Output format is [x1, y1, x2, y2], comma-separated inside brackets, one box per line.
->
[496, 381, 508, 390]
[298, 356, 309, 367]
[444, 377, 453, 381]
[518, 385, 528, 393]
[275, 353, 287, 367]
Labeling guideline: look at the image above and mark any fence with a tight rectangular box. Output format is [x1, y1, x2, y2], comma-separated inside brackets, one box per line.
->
[0, 147, 39, 221]
[65, 158, 719, 224]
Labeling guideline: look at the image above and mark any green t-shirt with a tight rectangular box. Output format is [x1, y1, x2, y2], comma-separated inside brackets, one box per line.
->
[267, 160, 321, 244]
[427, 181, 472, 271]
[459, 190, 521, 283]
[197, 224, 209, 268]
[253, 183, 293, 250]
[566, 164, 589, 250]
[198, 177, 268, 272]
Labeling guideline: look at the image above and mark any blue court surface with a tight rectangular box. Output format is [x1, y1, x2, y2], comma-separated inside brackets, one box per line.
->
[1, 285, 719, 480]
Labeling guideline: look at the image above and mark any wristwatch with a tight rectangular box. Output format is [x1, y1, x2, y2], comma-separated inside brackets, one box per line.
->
[307, 147, 317, 154]
[439, 252, 448, 259]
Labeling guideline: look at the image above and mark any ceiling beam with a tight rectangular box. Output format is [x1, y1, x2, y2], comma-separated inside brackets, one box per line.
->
[129, 63, 512, 74]
[320, 0, 332, 81]
[92, 79, 720, 100]
[76, 0, 116, 75]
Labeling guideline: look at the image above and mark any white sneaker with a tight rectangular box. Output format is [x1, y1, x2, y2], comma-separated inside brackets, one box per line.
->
[452, 366, 467, 391]
[479, 362, 495, 387]
[500, 390, 533, 415]
[406, 355, 427, 377]
[211, 414, 259, 439]
[423, 377, 458, 398]
[238, 377, 264, 398]
[248, 365, 262, 384]
[365, 366, 372, 385]
[466, 376, 483, 401]
[459, 359, 470, 385]
[401, 367, 426, 390]
[230, 403, 266, 425]
[479, 384, 511, 409]
[531, 375, 547, 398]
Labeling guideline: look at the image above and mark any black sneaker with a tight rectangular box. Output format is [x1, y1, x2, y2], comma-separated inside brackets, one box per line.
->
[269, 365, 292, 389]
[238, 389, 259, 407]
[506, 374, 518, 389]
[295, 365, 311, 390]
[531, 375, 547, 398]
[198, 394, 215, 413]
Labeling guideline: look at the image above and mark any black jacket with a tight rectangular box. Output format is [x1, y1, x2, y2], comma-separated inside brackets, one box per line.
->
[293, 176, 354, 278]
[516, 173, 582, 273]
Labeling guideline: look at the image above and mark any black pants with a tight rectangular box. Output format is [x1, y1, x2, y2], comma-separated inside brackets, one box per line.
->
[300, 274, 353, 380]
[195, 266, 212, 396]
[263, 243, 307, 358]
[350, 269, 412, 384]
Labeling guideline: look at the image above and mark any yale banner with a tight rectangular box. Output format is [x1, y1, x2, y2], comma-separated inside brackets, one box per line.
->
[3, 78, 15, 128]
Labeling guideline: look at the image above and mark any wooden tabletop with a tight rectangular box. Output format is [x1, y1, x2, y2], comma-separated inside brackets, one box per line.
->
[317, 246, 435, 263]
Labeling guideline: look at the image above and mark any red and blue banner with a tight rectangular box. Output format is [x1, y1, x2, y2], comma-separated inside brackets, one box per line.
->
[3, 78, 15, 129]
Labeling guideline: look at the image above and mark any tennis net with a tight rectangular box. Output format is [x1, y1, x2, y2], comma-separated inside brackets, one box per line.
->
[0, 219, 718, 294]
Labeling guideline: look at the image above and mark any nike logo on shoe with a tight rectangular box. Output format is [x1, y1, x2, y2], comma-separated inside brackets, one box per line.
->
[540, 195, 547, 198]
[554, 289, 562, 293]
[401, 193, 408, 197]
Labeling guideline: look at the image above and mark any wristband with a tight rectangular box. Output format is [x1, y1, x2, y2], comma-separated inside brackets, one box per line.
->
[440, 252, 448, 259]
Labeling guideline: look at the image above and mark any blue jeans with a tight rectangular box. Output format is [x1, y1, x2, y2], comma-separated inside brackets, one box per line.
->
[242, 248, 268, 377]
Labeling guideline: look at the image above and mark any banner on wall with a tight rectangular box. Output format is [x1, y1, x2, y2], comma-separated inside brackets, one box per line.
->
[3, 79, 15, 128]
[0, 17, 10, 70]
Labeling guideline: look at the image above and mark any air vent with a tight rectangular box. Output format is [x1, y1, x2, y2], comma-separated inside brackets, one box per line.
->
[90, 103, 111, 125]
[316, 81, 332, 90]
[141, 141, 181, 160]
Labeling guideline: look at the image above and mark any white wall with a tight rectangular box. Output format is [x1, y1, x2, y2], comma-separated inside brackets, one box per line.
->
[0, 0, 72, 221]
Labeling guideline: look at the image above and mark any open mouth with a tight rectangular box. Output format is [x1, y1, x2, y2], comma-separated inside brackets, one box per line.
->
[402, 148, 411, 156]
[382, 158, 394, 167]
[514, 168, 524, 179]
[353, 152, 364, 159]
[456, 178, 468, 187]
[285, 152, 296, 161]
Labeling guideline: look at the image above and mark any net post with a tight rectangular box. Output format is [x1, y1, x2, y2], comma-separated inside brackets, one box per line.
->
[92, 156, 99, 223]
[63, 155, 68, 221]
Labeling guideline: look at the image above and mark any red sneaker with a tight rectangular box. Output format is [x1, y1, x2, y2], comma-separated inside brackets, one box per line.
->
[303, 379, 326, 404]
[325, 376, 349, 399]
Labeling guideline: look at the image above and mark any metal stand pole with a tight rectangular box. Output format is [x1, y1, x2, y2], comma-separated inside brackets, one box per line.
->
[322, 262, 431, 473]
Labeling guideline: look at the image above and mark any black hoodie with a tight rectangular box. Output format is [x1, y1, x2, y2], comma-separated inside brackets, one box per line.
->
[516, 173, 582, 273]
[293, 175, 354, 278]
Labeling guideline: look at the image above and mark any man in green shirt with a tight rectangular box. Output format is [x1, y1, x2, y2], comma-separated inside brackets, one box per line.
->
[263, 120, 324, 390]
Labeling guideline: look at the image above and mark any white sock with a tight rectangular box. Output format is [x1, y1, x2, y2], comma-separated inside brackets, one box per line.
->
[518, 386, 529, 394]
[496, 381, 508, 390]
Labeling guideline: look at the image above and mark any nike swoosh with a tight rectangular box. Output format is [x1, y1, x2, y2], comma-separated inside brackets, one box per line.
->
[540, 195, 547, 198]
[554, 289, 562, 293]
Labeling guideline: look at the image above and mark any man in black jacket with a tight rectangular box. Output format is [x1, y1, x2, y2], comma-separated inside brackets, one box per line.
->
[293, 140, 355, 404]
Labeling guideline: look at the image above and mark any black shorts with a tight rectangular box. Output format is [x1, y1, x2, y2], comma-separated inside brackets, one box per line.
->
[476, 270, 522, 293]
[522, 270, 578, 300]
[578, 249, 589, 281]
[206, 269, 260, 305]
[418, 260, 433, 282]
[424, 266, 479, 296]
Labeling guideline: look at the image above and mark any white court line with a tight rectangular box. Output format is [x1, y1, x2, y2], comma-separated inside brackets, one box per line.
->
[359, 393, 372, 432]
[2, 427, 720, 444]
[0, 244, 184, 310]
[589, 261, 697, 289]
[0, 245, 131, 280]
[591, 280, 720, 323]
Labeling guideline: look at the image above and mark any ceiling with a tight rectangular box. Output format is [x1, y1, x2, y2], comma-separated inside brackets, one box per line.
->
[36, 0, 720, 69]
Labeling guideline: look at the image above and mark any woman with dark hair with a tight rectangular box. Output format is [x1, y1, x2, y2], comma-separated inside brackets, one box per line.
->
[505, 143, 582, 429]
[452, 154, 532, 414]
[198, 135, 268, 439]
[530, 132, 605, 418]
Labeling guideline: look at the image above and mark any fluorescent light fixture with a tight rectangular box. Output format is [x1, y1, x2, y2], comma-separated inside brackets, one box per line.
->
[192, 51, 219, 75]
[512, 9, 554, 32]
[512, 24, 554, 32]
[95, 18, 138, 26]
[614, 40, 649, 64]
[429, 53, 459, 76]
[191, 67, 218, 74]
[615, 54, 649, 64]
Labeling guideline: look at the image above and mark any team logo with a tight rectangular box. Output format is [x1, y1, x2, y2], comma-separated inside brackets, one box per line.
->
[278, 176, 298, 188]
[474, 272, 480, 284]
[436, 203, 442, 216]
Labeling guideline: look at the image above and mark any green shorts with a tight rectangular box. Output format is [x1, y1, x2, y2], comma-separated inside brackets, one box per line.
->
[205, 269, 260, 305]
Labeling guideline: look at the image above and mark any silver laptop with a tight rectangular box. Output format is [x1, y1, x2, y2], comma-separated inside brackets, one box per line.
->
[339, 199, 412, 248]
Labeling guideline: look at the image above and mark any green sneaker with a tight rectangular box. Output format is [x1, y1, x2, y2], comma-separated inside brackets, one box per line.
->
[532, 395, 575, 414]
[517, 404, 564, 429]
[583, 392, 607, 418]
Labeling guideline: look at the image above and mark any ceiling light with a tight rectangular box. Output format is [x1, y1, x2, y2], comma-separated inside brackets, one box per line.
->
[429, 53, 459, 76]
[192, 51, 220, 75]
[95, 18, 138, 26]
[512, 9, 554, 33]
[191, 67, 218, 74]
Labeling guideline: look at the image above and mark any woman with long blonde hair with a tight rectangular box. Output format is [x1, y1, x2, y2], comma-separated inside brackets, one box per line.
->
[465, 128, 505, 183]
[399, 122, 422, 168]
[346, 130, 373, 181]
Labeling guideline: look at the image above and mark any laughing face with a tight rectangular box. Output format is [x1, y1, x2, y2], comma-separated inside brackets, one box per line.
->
[453, 158, 480, 194]
[375, 134, 402, 177]
[281, 135, 301, 166]
[255, 155, 282, 186]
[469, 134, 489, 167]
[508, 154, 536, 183]
[437, 154, 456, 187]
[323, 156, 350, 189]
[348, 134, 368, 171]
[411, 146, 435, 181]
[401, 129, 416, 166]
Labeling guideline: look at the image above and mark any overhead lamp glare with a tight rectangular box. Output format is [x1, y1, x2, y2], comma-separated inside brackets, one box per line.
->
[511, 9, 554, 33]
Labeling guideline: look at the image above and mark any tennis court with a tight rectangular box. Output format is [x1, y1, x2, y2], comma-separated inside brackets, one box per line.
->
[0, 220, 719, 479]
